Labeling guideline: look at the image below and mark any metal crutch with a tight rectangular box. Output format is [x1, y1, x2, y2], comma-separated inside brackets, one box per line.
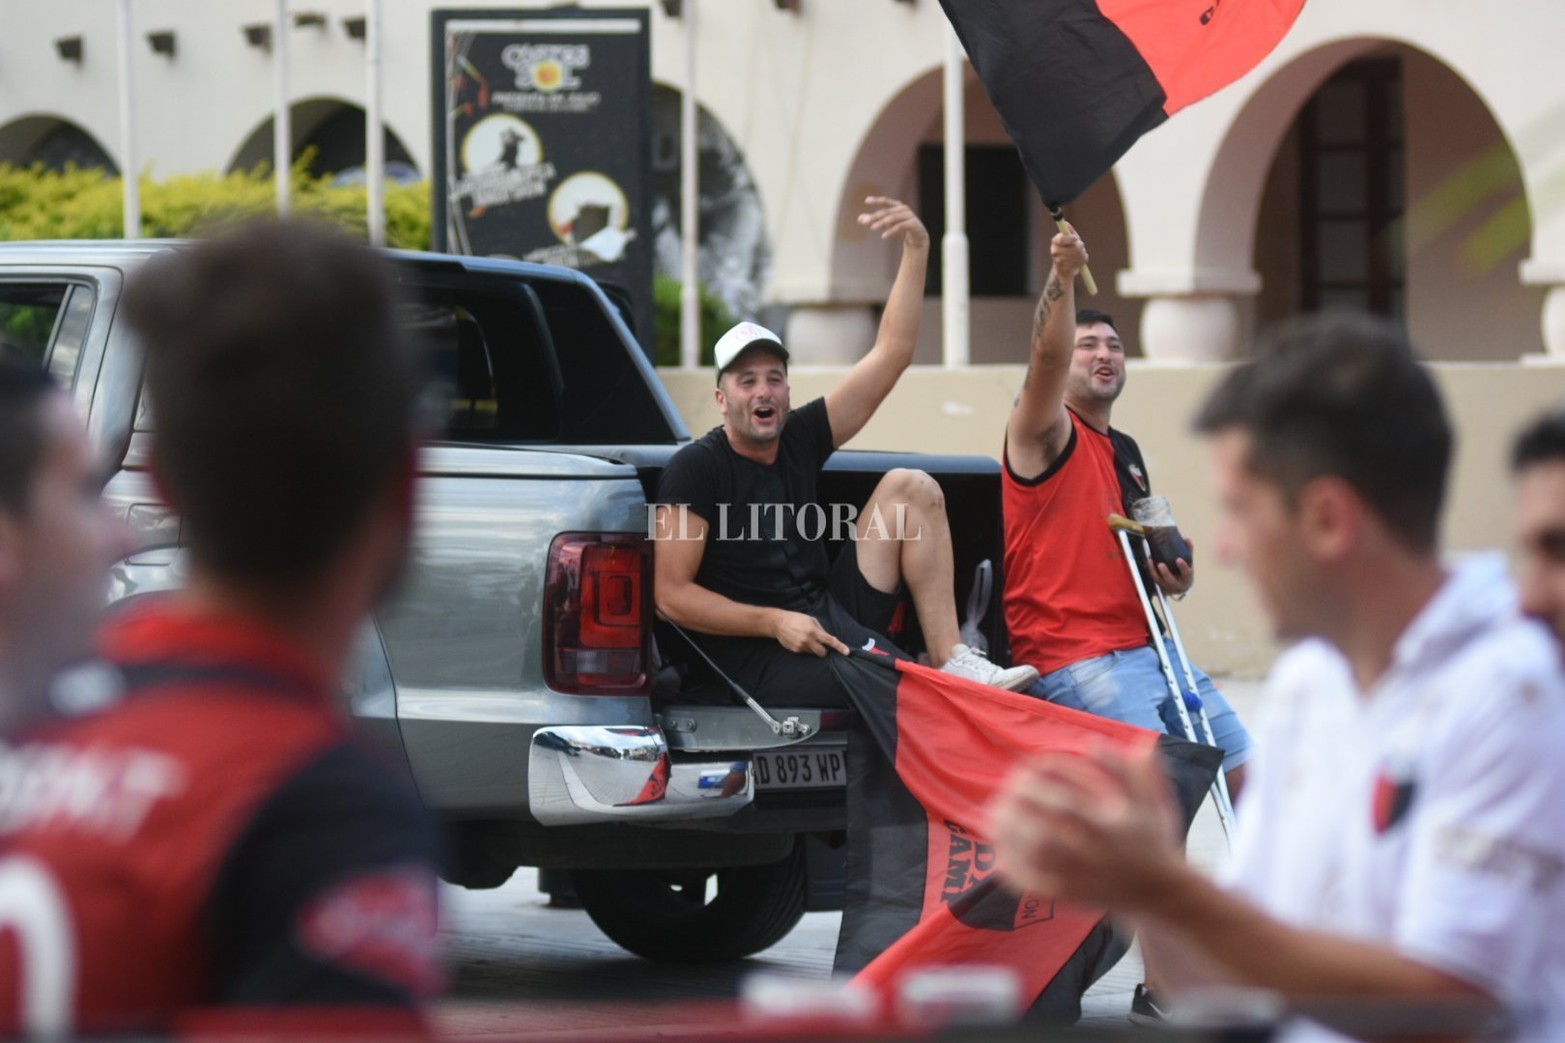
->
[1107, 514, 1236, 845]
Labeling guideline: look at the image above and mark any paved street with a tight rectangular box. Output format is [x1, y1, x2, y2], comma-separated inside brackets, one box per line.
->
[435, 681, 1265, 1038]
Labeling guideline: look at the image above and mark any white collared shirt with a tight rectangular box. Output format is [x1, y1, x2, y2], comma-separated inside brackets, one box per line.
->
[1228, 555, 1565, 1042]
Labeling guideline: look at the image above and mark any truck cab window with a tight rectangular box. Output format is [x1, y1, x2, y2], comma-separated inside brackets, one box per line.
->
[445, 309, 500, 432]
[0, 283, 94, 386]
[407, 295, 562, 443]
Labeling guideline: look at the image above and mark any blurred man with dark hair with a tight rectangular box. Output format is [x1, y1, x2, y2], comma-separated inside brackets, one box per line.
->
[1511, 408, 1565, 648]
[1002, 231, 1251, 812]
[0, 358, 126, 730]
[990, 313, 1565, 1041]
[0, 222, 442, 1036]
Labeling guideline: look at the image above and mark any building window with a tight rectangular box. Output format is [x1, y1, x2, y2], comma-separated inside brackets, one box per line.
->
[1299, 58, 1405, 318]
[918, 144, 1029, 297]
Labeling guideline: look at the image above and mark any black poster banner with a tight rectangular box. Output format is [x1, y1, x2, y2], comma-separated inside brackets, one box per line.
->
[432, 9, 653, 351]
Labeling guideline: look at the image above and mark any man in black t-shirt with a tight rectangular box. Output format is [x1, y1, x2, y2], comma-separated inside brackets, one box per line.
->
[653, 197, 1038, 707]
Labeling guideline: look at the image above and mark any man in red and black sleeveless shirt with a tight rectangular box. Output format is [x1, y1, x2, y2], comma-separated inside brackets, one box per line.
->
[1002, 231, 1253, 1023]
[0, 224, 442, 1036]
[1001, 231, 1252, 800]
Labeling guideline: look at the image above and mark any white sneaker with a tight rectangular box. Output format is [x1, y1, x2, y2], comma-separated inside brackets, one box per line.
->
[939, 644, 1040, 692]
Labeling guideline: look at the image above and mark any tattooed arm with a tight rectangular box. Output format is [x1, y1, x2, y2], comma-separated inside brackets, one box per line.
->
[1005, 230, 1088, 479]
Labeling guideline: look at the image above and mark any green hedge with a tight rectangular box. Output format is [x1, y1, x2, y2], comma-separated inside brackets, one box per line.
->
[652, 273, 735, 368]
[1, 162, 738, 362]
[0, 157, 431, 248]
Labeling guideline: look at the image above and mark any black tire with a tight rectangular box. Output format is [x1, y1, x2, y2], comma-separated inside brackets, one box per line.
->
[571, 840, 807, 962]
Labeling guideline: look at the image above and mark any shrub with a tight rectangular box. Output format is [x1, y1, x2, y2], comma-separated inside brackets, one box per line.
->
[0, 156, 431, 249]
[652, 273, 735, 368]
[0, 162, 743, 360]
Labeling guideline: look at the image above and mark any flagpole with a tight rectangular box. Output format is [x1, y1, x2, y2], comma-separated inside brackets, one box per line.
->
[365, 0, 385, 246]
[941, 26, 969, 368]
[274, 0, 291, 217]
[678, 0, 700, 369]
[1051, 208, 1099, 296]
[116, 0, 140, 239]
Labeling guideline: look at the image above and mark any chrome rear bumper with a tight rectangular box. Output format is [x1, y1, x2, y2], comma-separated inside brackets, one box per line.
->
[528, 725, 753, 826]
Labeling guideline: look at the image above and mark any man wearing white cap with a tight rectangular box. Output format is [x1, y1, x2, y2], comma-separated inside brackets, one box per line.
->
[653, 197, 1037, 706]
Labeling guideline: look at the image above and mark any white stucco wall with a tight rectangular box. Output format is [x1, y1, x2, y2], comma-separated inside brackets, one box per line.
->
[8, 0, 1565, 678]
[1111, 0, 1565, 355]
[4, 0, 1564, 358]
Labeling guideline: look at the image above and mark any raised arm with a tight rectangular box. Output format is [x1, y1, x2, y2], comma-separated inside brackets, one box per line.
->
[1132, 878, 1493, 1040]
[652, 506, 849, 657]
[989, 748, 1494, 1041]
[1004, 230, 1088, 479]
[824, 198, 930, 449]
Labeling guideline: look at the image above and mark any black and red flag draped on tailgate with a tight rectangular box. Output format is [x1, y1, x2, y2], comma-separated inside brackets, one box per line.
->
[830, 648, 1220, 1023]
[938, 0, 1307, 207]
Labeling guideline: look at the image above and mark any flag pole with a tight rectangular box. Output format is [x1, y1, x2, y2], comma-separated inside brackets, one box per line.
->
[941, 25, 970, 368]
[116, 0, 140, 239]
[678, 0, 700, 369]
[274, 0, 291, 217]
[365, 0, 385, 246]
[1050, 208, 1098, 296]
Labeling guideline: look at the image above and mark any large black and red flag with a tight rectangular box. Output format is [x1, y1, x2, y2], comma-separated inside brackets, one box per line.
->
[938, 0, 1307, 207]
[830, 648, 1220, 1023]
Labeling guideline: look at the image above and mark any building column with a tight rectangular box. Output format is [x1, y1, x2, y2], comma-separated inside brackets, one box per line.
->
[1521, 262, 1565, 359]
[783, 304, 879, 365]
[1117, 268, 1260, 362]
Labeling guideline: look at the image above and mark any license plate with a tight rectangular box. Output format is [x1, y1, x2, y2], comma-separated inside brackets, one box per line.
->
[752, 747, 847, 790]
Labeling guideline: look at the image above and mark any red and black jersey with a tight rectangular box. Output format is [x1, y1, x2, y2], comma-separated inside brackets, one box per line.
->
[1002, 410, 1150, 675]
[0, 600, 442, 1036]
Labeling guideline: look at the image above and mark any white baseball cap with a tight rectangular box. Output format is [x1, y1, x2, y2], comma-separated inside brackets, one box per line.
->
[713, 321, 787, 381]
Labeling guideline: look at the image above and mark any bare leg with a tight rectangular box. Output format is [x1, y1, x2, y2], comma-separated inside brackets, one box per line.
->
[851, 468, 962, 666]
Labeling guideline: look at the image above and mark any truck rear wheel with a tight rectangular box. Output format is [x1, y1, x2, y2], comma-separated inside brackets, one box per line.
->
[571, 840, 807, 962]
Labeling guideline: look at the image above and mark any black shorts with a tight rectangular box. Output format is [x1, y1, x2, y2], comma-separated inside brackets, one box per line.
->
[691, 544, 906, 708]
[826, 538, 903, 638]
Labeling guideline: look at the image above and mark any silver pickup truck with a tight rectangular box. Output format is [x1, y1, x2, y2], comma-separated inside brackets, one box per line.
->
[0, 239, 1005, 963]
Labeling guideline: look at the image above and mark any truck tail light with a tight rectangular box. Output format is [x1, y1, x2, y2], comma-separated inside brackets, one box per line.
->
[544, 533, 651, 694]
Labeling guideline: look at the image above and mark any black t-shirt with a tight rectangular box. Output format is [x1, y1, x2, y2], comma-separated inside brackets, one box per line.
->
[205, 743, 442, 1009]
[656, 397, 836, 612]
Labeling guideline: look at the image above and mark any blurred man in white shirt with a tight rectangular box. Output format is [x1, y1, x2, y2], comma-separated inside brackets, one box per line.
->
[989, 313, 1565, 1041]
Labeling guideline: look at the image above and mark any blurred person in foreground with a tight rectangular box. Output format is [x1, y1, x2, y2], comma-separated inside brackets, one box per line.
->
[0, 222, 443, 1036]
[989, 312, 1565, 1041]
[0, 356, 127, 734]
[1511, 408, 1565, 652]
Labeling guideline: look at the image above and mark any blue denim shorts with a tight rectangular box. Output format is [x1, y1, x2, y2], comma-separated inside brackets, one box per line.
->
[1025, 638, 1253, 771]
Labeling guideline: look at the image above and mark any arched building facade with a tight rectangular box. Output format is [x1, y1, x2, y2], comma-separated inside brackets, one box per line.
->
[2, 0, 1560, 360]
[3, 0, 1564, 671]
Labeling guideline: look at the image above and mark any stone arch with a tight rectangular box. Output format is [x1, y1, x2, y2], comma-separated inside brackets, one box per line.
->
[830, 66, 1138, 363]
[0, 115, 116, 174]
[1195, 39, 1380, 276]
[227, 98, 418, 183]
[829, 67, 940, 307]
[1198, 37, 1541, 358]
